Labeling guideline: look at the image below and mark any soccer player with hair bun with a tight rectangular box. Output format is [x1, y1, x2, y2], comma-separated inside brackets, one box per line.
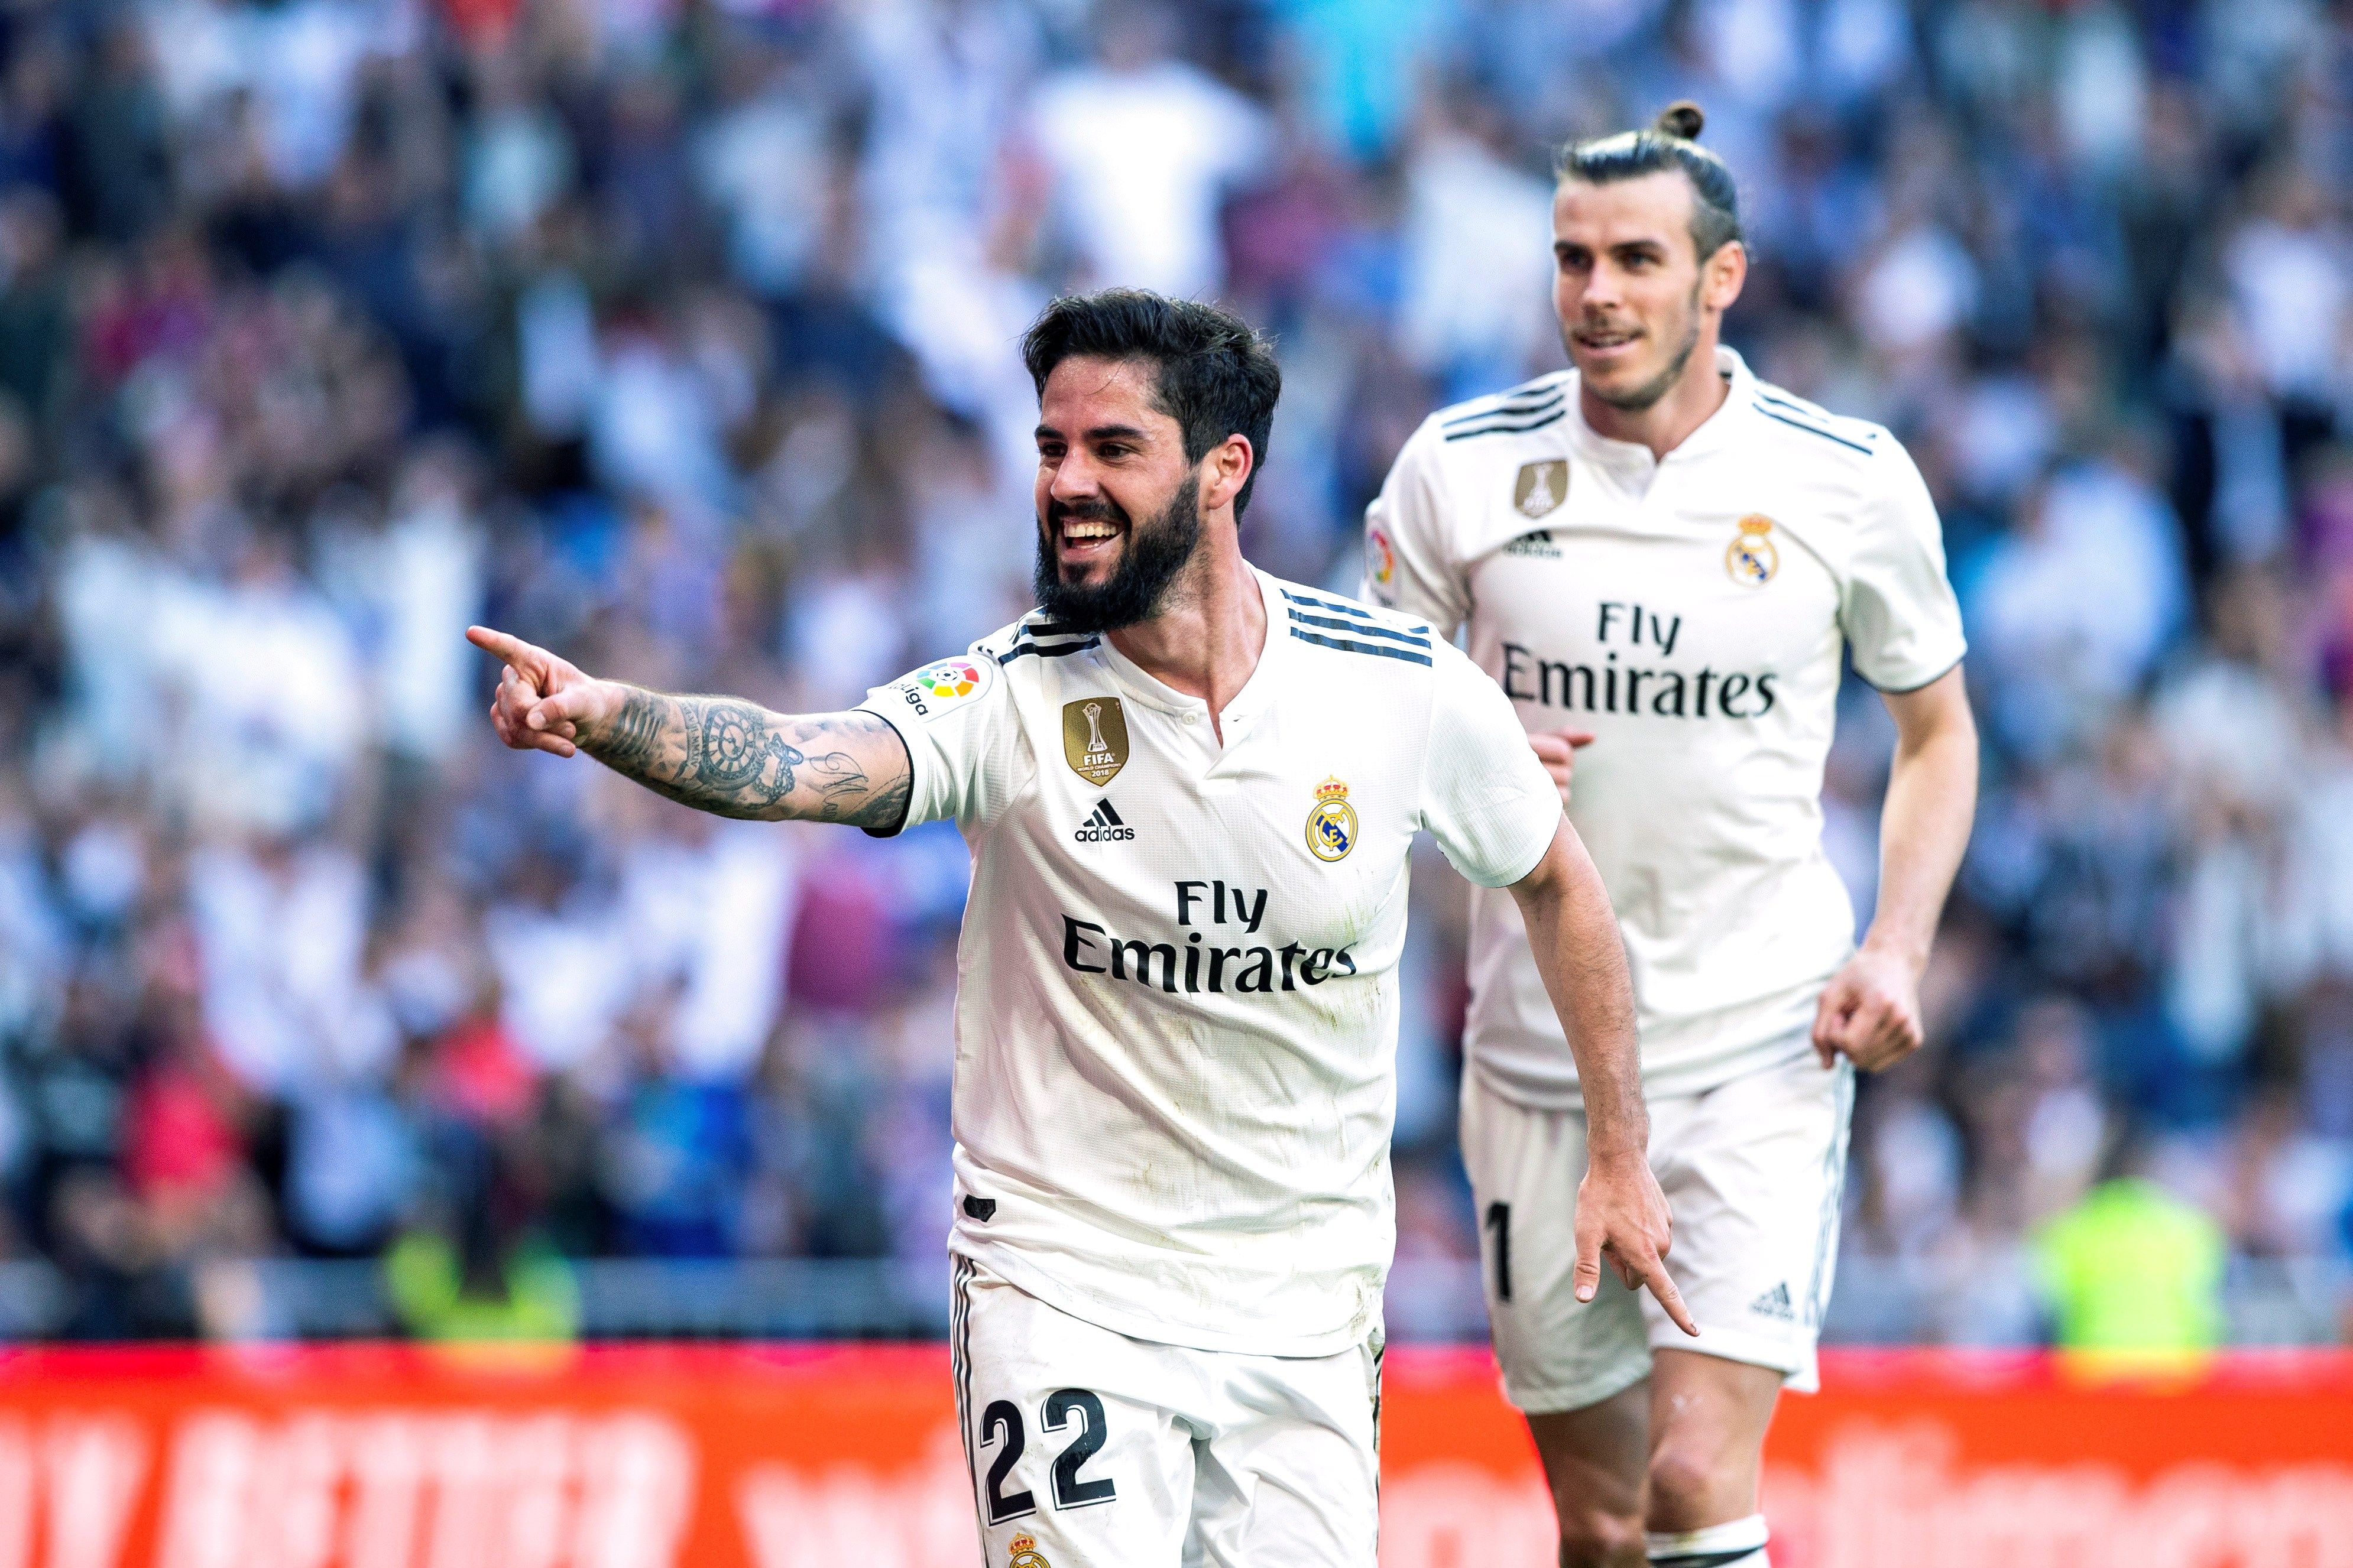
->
[1367, 103, 1979, 1567]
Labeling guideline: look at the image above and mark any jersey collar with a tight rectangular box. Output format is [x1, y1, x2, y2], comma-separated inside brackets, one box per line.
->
[1568, 345, 1755, 470]
[1092, 566, 1289, 735]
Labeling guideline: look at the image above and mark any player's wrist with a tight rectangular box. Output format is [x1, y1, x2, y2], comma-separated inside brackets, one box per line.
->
[1586, 1128, 1649, 1165]
[569, 678, 628, 741]
[1858, 928, 1931, 976]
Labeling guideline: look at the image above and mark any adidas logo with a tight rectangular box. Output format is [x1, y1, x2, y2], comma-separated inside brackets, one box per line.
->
[1748, 1282, 1794, 1322]
[1072, 798, 1135, 843]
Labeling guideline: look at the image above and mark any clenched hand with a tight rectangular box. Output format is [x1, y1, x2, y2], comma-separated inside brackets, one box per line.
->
[1811, 944, 1925, 1070]
[1529, 728, 1596, 803]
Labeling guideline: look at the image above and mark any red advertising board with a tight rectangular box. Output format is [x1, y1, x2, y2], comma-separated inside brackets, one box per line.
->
[0, 1345, 2346, 1567]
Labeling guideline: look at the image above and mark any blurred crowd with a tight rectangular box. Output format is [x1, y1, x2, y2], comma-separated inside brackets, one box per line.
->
[0, 0, 2348, 1344]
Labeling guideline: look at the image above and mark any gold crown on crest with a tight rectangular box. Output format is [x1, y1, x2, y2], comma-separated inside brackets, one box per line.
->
[1315, 777, 1350, 801]
[1010, 1538, 1036, 1554]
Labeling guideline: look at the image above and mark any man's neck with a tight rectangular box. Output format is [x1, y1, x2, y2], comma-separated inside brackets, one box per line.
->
[1106, 533, 1267, 741]
[1580, 342, 1731, 460]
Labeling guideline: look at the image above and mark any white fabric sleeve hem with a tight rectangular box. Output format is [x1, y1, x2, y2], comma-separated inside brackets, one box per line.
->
[1460, 809, 1560, 891]
[1841, 442, 1969, 693]
[849, 705, 920, 837]
[1417, 645, 1566, 889]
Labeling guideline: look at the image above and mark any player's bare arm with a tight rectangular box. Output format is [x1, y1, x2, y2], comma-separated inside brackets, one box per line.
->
[1508, 819, 1699, 1337]
[468, 625, 913, 830]
[1812, 664, 1978, 1071]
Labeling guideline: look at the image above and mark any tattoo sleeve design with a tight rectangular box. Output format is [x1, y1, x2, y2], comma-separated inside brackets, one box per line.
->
[579, 689, 911, 830]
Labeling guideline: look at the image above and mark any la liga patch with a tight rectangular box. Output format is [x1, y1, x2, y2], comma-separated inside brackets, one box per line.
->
[890, 656, 991, 721]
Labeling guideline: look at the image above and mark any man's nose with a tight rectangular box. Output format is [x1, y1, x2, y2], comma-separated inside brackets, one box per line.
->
[1049, 449, 1103, 502]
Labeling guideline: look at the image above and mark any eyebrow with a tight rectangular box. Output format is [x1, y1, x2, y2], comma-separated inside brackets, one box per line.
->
[1554, 238, 1670, 251]
[1035, 423, 1154, 442]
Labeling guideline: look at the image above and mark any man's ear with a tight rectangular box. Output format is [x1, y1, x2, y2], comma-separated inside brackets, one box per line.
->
[1704, 241, 1748, 314]
[1202, 433, 1255, 516]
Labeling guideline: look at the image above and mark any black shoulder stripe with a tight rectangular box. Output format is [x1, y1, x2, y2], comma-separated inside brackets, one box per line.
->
[1754, 404, 1873, 455]
[1441, 374, 1562, 411]
[1755, 386, 1859, 431]
[1278, 587, 1393, 623]
[1444, 409, 1568, 442]
[1280, 589, 1432, 638]
[1651, 1551, 1768, 1568]
[1289, 627, 1433, 666]
[1443, 389, 1564, 427]
[1286, 608, 1429, 649]
[999, 638, 1099, 664]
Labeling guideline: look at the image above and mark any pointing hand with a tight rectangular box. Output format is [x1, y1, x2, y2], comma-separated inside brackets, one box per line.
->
[1574, 1144, 1697, 1337]
[468, 625, 620, 759]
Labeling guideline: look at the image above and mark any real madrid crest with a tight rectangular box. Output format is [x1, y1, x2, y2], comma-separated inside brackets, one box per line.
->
[1306, 777, 1357, 863]
[1725, 514, 1779, 587]
[1514, 459, 1569, 520]
[1008, 1534, 1052, 1568]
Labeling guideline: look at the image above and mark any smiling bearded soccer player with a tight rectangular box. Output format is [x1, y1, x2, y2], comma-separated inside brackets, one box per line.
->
[1365, 108, 1979, 1568]
[471, 289, 1691, 1566]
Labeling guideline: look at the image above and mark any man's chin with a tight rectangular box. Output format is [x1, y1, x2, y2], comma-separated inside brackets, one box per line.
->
[1054, 560, 1119, 591]
[1583, 363, 1675, 413]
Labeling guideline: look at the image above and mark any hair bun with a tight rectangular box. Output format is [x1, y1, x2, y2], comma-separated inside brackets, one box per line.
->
[1654, 100, 1706, 141]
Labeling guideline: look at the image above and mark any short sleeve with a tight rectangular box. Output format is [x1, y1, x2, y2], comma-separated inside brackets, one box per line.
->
[1417, 642, 1563, 887]
[854, 649, 1021, 832]
[1363, 419, 1472, 639]
[1842, 444, 1969, 692]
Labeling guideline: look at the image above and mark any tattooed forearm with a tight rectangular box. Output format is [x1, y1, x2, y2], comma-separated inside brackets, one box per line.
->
[800, 751, 867, 818]
[598, 690, 670, 772]
[576, 689, 910, 829]
[847, 760, 912, 833]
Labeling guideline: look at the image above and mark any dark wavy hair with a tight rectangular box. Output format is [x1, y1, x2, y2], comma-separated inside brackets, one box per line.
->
[1556, 101, 1744, 260]
[1020, 289, 1282, 520]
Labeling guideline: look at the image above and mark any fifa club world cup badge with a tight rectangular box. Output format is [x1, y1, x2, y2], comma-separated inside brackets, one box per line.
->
[1008, 1534, 1051, 1568]
[1514, 459, 1568, 519]
[1307, 776, 1358, 863]
[1062, 697, 1130, 786]
[1725, 514, 1779, 586]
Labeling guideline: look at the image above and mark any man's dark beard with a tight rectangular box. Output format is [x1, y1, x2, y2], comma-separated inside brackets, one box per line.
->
[1578, 281, 1704, 413]
[1033, 475, 1203, 632]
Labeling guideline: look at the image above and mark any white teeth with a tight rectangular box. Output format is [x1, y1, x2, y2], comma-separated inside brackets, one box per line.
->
[1064, 521, 1117, 541]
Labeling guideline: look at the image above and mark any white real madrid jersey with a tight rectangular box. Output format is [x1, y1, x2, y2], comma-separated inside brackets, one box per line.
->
[857, 567, 1563, 1357]
[1365, 349, 1966, 1106]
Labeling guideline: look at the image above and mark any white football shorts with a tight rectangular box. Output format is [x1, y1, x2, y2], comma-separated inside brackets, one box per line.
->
[951, 1256, 1382, 1567]
[1462, 1041, 1854, 1414]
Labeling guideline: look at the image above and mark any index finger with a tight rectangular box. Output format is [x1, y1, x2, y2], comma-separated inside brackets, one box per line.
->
[1640, 1254, 1700, 1336]
[1561, 729, 1597, 748]
[467, 625, 543, 674]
